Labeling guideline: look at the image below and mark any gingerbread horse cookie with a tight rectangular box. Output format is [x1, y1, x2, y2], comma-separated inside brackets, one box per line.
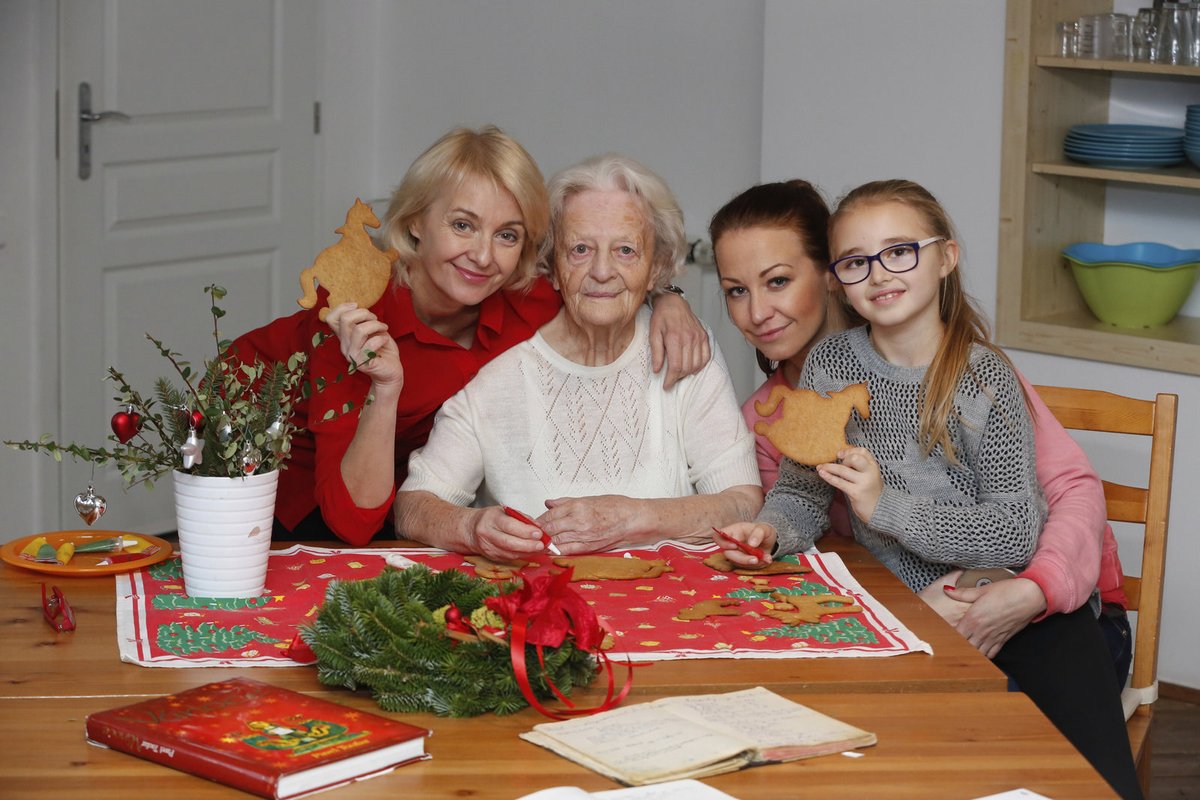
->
[298, 198, 399, 321]
[754, 382, 870, 465]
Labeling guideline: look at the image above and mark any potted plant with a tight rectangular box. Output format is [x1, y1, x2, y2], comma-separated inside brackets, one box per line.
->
[5, 285, 310, 597]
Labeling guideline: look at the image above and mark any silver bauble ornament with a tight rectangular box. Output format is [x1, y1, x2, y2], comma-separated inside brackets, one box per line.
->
[74, 483, 108, 526]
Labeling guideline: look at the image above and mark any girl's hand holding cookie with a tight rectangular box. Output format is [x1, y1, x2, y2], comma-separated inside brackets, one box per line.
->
[817, 446, 883, 523]
[325, 302, 403, 394]
[468, 506, 547, 562]
[713, 522, 775, 568]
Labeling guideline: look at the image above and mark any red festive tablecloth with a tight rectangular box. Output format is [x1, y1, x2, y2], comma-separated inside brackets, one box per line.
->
[115, 541, 930, 668]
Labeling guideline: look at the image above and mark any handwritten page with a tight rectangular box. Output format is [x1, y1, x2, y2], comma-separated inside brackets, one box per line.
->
[521, 687, 874, 786]
[658, 687, 875, 759]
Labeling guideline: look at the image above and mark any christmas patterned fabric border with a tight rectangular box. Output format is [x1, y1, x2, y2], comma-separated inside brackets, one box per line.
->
[116, 542, 930, 668]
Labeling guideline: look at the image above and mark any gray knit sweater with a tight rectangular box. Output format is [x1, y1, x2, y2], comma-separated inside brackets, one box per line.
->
[759, 327, 1046, 592]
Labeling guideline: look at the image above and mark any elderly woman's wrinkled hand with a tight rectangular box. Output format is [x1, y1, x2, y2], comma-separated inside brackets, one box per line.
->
[713, 522, 776, 568]
[649, 292, 710, 390]
[468, 507, 548, 562]
[325, 302, 404, 392]
[537, 495, 644, 554]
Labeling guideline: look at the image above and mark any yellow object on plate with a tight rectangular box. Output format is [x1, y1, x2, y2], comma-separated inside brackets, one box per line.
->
[54, 541, 76, 565]
[18, 536, 47, 560]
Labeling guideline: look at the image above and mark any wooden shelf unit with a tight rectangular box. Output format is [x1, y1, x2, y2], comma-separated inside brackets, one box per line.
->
[997, 0, 1200, 375]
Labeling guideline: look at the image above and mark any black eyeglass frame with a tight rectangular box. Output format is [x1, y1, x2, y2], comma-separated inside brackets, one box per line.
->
[828, 236, 946, 285]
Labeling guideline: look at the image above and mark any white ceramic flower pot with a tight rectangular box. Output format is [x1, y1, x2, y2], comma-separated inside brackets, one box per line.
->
[172, 469, 278, 598]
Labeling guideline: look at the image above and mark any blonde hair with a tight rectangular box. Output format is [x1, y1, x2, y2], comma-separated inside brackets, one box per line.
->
[830, 179, 1027, 462]
[541, 154, 686, 295]
[381, 125, 548, 291]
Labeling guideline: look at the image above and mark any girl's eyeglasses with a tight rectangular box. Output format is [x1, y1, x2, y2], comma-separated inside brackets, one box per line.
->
[829, 236, 946, 285]
[41, 583, 76, 632]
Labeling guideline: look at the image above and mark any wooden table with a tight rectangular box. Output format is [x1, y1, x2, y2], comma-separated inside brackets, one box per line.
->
[0, 689, 1115, 799]
[0, 538, 1118, 798]
[0, 537, 1006, 699]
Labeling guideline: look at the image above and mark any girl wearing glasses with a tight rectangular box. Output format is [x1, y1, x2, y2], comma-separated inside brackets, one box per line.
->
[712, 179, 1140, 800]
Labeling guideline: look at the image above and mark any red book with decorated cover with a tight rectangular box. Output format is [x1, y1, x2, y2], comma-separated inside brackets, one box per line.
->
[84, 678, 430, 799]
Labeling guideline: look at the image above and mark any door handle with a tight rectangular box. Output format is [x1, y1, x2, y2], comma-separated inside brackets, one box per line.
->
[78, 82, 130, 180]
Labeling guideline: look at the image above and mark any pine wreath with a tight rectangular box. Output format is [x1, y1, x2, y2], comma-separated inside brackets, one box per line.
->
[300, 565, 599, 717]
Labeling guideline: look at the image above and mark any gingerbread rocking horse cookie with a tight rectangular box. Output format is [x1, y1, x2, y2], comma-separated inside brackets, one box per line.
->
[753, 382, 870, 465]
[298, 198, 399, 320]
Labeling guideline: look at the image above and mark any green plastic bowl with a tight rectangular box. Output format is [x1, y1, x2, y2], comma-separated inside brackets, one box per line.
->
[1066, 259, 1199, 328]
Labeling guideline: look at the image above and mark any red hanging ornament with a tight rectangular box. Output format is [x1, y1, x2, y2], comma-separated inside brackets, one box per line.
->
[110, 405, 142, 444]
[188, 409, 205, 433]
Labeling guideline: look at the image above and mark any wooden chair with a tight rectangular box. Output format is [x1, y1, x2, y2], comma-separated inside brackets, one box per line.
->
[1034, 385, 1177, 797]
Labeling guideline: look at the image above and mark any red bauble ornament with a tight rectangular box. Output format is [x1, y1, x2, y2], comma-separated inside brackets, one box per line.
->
[444, 605, 462, 624]
[189, 409, 205, 433]
[110, 406, 142, 444]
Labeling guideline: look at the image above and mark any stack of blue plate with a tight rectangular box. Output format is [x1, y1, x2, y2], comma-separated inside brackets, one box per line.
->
[1186, 105, 1200, 170]
[1063, 124, 1185, 168]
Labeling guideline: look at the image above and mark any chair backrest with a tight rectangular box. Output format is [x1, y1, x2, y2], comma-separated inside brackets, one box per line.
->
[1033, 385, 1177, 710]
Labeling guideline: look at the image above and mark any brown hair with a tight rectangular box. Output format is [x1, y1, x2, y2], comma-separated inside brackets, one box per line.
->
[380, 125, 548, 291]
[830, 179, 1027, 462]
[709, 180, 858, 376]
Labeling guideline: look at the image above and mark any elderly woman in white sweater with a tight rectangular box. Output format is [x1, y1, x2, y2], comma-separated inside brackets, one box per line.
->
[394, 154, 761, 560]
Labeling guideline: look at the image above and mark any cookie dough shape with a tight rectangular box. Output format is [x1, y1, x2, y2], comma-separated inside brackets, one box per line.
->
[552, 555, 673, 581]
[702, 551, 812, 575]
[677, 598, 743, 621]
[754, 382, 870, 465]
[762, 591, 863, 624]
[298, 198, 399, 321]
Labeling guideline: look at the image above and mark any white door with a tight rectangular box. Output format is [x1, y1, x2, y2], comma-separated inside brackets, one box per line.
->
[58, 0, 317, 533]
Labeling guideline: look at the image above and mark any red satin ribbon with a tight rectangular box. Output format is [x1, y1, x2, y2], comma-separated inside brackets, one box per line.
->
[487, 566, 638, 720]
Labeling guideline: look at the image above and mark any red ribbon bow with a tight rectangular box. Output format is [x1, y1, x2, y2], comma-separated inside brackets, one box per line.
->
[486, 566, 635, 719]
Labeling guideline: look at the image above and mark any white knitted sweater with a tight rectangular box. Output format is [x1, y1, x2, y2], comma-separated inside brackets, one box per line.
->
[401, 307, 759, 512]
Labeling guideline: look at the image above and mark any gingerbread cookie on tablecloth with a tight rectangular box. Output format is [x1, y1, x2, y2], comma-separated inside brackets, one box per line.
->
[702, 551, 812, 575]
[676, 598, 743, 621]
[464, 555, 539, 581]
[761, 591, 863, 624]
[552, 555, 673, 581]
[753, 382, 870, 465]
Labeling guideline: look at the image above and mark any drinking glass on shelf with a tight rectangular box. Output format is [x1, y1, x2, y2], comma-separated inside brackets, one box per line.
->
[1133, 8, 1159, 61]
[1187, 4, 1200, 66]
[1155, 2, 1188, 64]
[1082, 13, 1132, 59]
[1056, 20, 1081, 56]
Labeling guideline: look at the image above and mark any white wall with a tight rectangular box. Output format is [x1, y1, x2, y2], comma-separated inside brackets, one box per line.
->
[762, 0, 1199, 691]
[316, 0, 766, 395]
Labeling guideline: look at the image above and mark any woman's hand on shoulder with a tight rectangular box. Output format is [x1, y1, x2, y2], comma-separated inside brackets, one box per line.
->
[648, 292, 710, 390]
[325, 302, 403, 396]
[468, 507, 547, 562]
[817, 447, 883, 523]
[713, 522, 776, 569]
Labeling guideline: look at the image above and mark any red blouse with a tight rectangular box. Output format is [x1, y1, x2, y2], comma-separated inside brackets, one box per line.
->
[231, 278, 561, 545]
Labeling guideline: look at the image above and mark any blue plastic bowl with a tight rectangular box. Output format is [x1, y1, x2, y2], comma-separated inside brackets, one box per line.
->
[1062, 242, 1200, 269]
